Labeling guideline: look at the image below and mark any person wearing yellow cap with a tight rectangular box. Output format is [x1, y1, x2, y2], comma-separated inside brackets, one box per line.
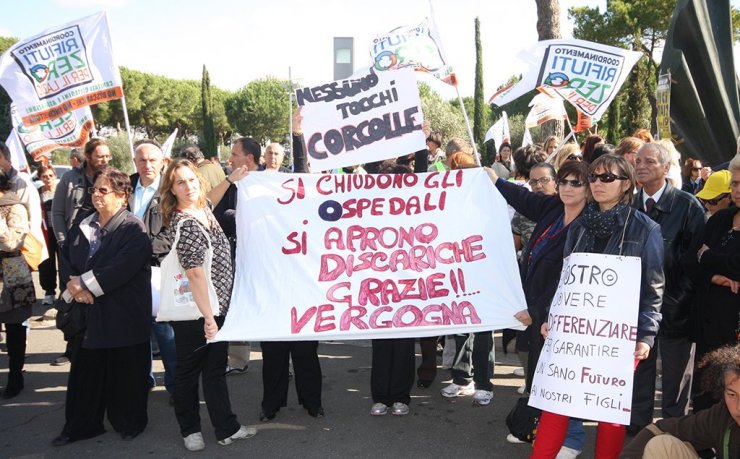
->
[696, 170, 733, 216]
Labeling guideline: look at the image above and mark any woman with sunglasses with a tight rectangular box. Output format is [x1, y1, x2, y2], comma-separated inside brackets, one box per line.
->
[53, 167, 153, 446]
[487, 161, 590, 453]
[687, 155, 740, 412]
[531, 155, 664, 459]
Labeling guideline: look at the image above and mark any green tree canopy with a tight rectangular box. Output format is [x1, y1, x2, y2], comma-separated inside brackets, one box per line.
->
[225, 77, 291, 144]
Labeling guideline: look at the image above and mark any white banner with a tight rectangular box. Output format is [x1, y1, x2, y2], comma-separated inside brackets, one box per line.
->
[6, 129, 29, 171]
[216, 169, 527, 341]
[489, 39, 641, 121]
[0, 11, 123, 127]
[11, 103, 94, 163]
[296, 67, 426, 172]
[529, 252, 641, 425]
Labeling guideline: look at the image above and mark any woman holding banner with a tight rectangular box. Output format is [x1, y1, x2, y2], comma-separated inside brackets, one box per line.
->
[531, 155, 664, 459]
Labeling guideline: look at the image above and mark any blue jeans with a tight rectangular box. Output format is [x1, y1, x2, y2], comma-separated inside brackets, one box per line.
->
[563, 418, 585, 451]
[149, 319, 177, 393]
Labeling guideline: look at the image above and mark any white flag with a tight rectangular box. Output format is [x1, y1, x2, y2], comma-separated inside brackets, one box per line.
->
[161, 128, 178, 158]
[6, 130, 29, 171]
[11, 103, 94, 163]
[489, 39, 641, 120]
[522, 128, 533, 147]
[484, 111, 510, 151]
[525, 92, 567, 128]
[0, 11, 123, 127]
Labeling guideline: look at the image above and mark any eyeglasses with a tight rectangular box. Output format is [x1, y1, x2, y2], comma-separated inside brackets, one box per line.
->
[528, 176, 553, 187]
[566, 154, 583, 161]
[587, 173, 630, 183]
[88, 186, 113, 195]
[701, 194, 729, 206]
[557, 178, 585, 188]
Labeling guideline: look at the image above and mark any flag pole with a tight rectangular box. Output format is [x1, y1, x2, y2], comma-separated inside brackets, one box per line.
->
[119, 94, 136, 160]
[453, 84, 481, 166]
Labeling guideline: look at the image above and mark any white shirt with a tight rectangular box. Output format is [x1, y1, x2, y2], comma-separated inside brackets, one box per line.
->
[642, 180, 667, 210]
[133, 175, 161, 219]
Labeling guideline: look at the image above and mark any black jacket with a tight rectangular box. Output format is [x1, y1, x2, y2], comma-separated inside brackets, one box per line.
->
[128, 173, 171, 265]
[633, 181, 706, 337]
[60, 209, 152, 349]
[495, 178, 574, 325]
[564, 205, 664, 348]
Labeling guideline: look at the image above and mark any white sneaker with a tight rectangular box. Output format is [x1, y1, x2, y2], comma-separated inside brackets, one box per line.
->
[217, 425, 257, 445]
[517, 385, 526, 395]
[42, 294, 55, 305]
[391, 402, 409, 416]
[183, 432, 205, 451]
[513, 367, 525, 377]
[370, 402, 388, 416]
[441, 382, 475, 398]
[473, 390, 493, 405]
[556, 445, 582, 459]
[506, 433, 526, 444]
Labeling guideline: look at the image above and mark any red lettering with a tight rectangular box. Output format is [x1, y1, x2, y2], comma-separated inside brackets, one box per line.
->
[314, 304, 336, 333]
[291, 306, 317, 334]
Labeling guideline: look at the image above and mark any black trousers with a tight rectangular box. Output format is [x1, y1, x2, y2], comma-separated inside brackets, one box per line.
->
[416, 336, 438, 383]
[260, 341, 322, 414]
[3, 323, 26, 388]
[61, 341, 150, 440]
[371, 338, 415, 406]
[450, 332, 494, 391]
[171, 318, 240, 441]
[38, 230, 58, 295]
[526, 323, 546, 392]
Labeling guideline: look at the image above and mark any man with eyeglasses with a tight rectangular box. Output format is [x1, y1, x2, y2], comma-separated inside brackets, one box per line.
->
[51, 137, 111, 366]
[630, 142, 706, 433]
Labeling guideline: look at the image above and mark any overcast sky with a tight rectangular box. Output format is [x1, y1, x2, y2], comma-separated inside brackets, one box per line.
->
[1, 0, 738, 101]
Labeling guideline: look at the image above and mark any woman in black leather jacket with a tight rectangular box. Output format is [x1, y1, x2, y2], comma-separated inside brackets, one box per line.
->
[531, 155, 664, 459]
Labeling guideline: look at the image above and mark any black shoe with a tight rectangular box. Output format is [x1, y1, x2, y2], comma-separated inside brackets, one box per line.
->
[1, 381, 23, 399]
[259, 410, 276, 422]
[307, 406, 324, 418]
[52, 435, 73, 447]
[121, 431, 140, 441]
[417, 379, 432, 389]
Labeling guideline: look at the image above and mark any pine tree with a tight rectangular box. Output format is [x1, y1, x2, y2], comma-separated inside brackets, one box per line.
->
[473, 17, 486, 156]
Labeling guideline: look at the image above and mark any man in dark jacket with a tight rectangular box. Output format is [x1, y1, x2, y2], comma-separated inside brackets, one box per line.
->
[129, 140, 176, 398]
[631, 142, 707, 431]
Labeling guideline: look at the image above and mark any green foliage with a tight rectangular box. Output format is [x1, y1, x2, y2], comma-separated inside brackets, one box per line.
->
[225, 77, 291, 144]
[50, 148, 71, 165]
[473, 17, 486, 154]
[418, 83, 467, 145]
[0, 36, 18, 140]
[201, 65, 218, 158]
[104, 131, 134, 174]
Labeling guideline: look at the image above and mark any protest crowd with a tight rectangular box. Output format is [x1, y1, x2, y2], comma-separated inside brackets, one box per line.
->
[1, 8, 740, 459]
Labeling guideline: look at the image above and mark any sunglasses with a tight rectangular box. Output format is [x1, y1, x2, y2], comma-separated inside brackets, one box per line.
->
[587, 173, 629, 183]
[528, 176, 553, 187]
[691, 167, 702, 171]
[88, 186, 113, 195]
[701, 194, 729, 206]
[557, 178, 585, 188]
[566, 154, 583, 161]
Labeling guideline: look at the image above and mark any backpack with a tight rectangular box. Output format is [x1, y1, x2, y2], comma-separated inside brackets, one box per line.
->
[505, 396, 541, 443]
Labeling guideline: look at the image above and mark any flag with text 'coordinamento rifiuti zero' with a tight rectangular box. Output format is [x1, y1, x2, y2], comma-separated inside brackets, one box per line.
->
[11, 103, 94, 163]
[0, 11, 123, 127]
[489, 39, 641, 121]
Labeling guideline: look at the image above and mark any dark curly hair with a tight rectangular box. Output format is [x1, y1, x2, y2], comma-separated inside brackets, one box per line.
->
[698, 344, 740, 399]
[92, 167, 133, 200]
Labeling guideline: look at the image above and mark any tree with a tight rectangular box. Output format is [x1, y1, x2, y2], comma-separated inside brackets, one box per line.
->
[473, 17, 486, 154]
[418, 83, 467, 143]
[534, 0, 564, 142]
[225, 77, 290, 144]
[201, 65, 217, 158]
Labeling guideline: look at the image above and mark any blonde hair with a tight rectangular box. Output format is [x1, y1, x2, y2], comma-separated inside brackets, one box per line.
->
[553, 143, 580, 169]
[159, 158, 209, 226]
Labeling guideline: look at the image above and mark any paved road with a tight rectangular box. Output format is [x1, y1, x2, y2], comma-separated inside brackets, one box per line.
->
[0, 285, 604, 458]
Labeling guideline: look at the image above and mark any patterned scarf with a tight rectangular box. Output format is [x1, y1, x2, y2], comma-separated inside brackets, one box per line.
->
[580, 201, 628, 241]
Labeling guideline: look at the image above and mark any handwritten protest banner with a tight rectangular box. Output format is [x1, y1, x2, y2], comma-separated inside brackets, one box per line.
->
[489, 39, 641, 121]
[0, 12, 123, 127]
[529, 252, 641, 425]
[216, 168, 527, 342]
[11, 103, 94, 162]
[295, 67, 426, 172]
[656, 72, 671, 140]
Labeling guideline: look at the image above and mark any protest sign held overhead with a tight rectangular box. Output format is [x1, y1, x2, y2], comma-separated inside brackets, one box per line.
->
[370, 17, 455, 85]
[216, 169, 527, 342]
[0, 12, 123, 127]
[296, 67, 426, 172]
[529, 252, 641, 425]
[489, 39, 641, 121]
[11, 103, 94, 162]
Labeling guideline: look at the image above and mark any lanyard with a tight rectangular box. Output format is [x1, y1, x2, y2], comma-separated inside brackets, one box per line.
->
[723, 424, 730, 459]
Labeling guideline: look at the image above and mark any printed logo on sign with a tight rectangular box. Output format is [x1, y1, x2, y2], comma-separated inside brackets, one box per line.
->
[11, 25, 93, 100]
[371, 23, 450, 78]
[539, 44, 624, 117]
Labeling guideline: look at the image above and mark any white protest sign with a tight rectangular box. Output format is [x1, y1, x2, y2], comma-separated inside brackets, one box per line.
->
[216, 168, 527, 342]
[11, 103, 94, 162]
[489, 39, 641, 121]
[0, 11, 123, 127]
[529, 252, 641, 425]
[295, 67, 426, 172]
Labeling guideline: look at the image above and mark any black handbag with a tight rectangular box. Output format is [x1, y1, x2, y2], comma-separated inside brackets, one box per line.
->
[505, 396, 541, 443]
[55, 298, 89, 338]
